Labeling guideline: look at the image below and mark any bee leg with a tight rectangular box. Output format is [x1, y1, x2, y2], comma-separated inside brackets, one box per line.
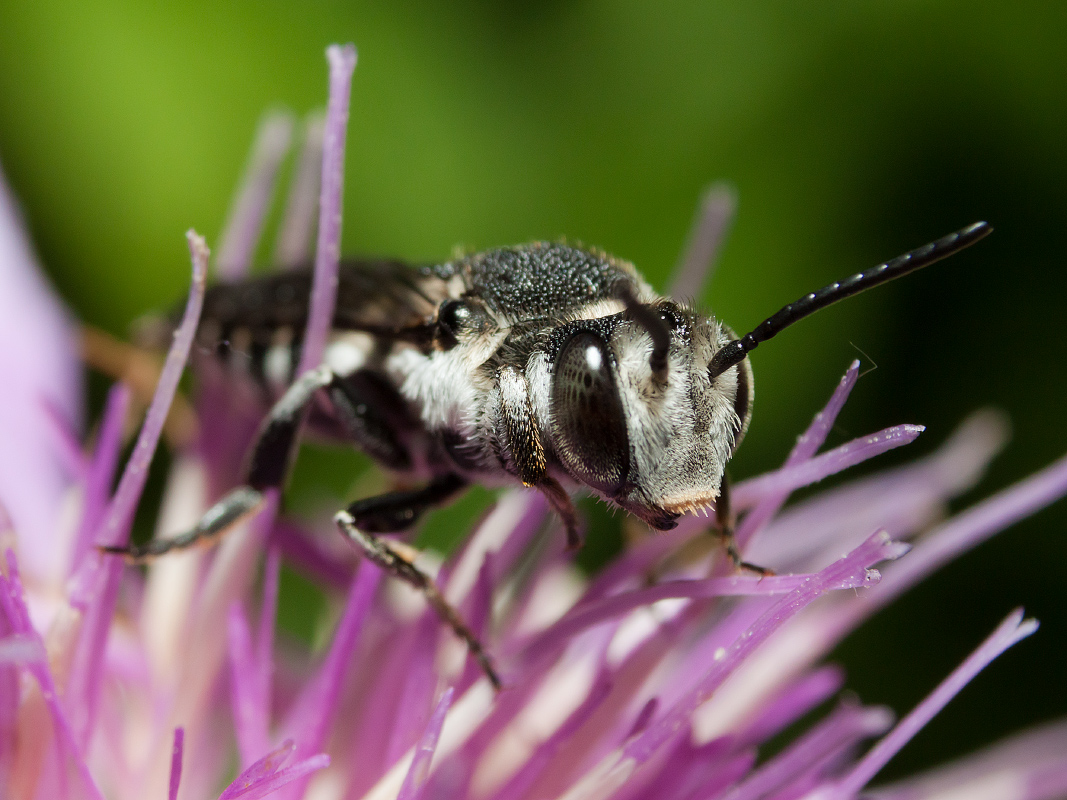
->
[102, 365, 338, 561]
[326, 370, 413, 472]
[496, 366, 583, 550]
[715, 475, 774, 576]
[334, 476, 502, 689]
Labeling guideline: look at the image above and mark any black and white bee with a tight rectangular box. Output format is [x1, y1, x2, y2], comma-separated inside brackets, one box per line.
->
[108, 221, 990, 686]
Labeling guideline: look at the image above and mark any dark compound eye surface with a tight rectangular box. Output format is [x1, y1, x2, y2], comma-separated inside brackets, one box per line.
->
[550, 331, 630, 494]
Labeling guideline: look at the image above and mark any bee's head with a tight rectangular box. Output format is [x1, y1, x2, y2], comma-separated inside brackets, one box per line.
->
[546, 300, 752, 531]
[542, 221, 992, 531]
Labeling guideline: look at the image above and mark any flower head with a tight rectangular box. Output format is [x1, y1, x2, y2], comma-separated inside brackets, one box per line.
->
[2, 43, 1067, 800]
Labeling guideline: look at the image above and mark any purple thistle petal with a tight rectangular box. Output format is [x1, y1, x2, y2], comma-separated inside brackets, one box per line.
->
[865, 718, 1067, 800]
[398, 687, 456, 800]
[863, 450, 1067, 614]
[65, 231, 207, 750]
[513, 566, 881, 676]
[623, 531, 904, 768]
[485, 677, 613, 800]
[268, 518, 354, 590]
[625, 736, 737, 800]
[0, 551, 104, 800]
[225, 545, 281, 768]
[221, 755, 331, 800]
[457, 554, 496, 689]
[276, 562, 378, 799]
[297, 43, 357, 376]
[219, 738, 331, 800]
[0, 159, 82, 582]
[228, 738, 296, 789]
[738, 665, 846, 746]
[98, 231, 209, 550]
[40, 397, 88, 485]
[386, 611, 443, 765]
[668, 182, 738, 301]
[735, 361, 860, 551]
[256, 544, 281, 696]
[731, 425, 925, 511]
[725, 702, 893, 800]
[827, 609, 1039, 799]
[275, 112, 326, 268]
[0, 632, 45, 663]
[215, 111, 294, 281]
[168, 727, 185, 800]
[71, 383, 130, 570]
[750, 410, 1008, 571]
[228, 601, 270, 768]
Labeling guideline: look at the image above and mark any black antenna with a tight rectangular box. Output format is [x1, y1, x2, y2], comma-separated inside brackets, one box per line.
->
[618, 285, 671, 384]
[708, 221, 992, 380]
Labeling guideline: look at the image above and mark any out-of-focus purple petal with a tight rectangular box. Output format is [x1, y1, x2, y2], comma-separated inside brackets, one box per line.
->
[227, 739, 296, 789]
[269, 518, 354, 590]
[229, 546, 281, 768]
[0, 632, 45, 663]
[457, 554, 496, 689]
[738, 665, 846, 746]
[732, 425, 924, 510]
[168, 727, 185, 800]
[0, 160, 82, 582]
[256, 545, 280, 690]
[221, 755, 331, 800]
[865, 451, 1067, 614]
[275, 112, 326, 268]
[398, 687, 455, 800]
[736, 361, 859, 550]
[485, 677, 613, 800]
[726, 702, 893, 800]
[71, 383, 130, 570]
[297, 43, 357, 376]
[0, 551, 103, 800]
[668, 182, 737, 301]
[219, 739, 330, 800]
[228, 601, 268, 768]
[827, 610, 1039, 799]
[276, 561, 378, 799]
[865, 718, 1067, 800]
[215, 111, 294, 281]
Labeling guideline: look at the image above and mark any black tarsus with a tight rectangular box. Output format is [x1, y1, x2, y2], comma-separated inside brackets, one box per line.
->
[708, 221, 992, 379]
[714, 474, 773, 576]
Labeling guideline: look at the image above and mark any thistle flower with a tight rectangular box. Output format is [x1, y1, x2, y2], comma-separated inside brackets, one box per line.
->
[1, 43, 1066, 800]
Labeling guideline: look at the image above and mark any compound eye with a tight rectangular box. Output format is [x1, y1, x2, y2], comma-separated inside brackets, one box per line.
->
[551, 331, 630, 494]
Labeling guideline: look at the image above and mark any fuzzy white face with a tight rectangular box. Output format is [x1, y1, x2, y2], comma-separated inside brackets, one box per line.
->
[545, 305, 753, 530]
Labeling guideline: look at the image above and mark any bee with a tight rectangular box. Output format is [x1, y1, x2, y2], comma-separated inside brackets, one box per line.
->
[106, 221, 991, 687]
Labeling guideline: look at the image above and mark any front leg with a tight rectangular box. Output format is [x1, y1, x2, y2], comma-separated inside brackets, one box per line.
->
[102, 365, 337, 561]
[497, 366, 582, 549]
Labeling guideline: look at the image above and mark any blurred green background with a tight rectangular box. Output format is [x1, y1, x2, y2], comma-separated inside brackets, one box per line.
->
[1, 0, 1065, 783]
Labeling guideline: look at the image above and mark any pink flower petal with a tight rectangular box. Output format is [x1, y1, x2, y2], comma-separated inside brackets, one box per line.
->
[215, 111, 294, 281]
[668, 182, 738, 301]
[398, 687, 455, 800]
[0, 160, 82, 582]
[168, 727, 185, 800]
[827, 609, 1039, 799]
[297, 43, 357, 376]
